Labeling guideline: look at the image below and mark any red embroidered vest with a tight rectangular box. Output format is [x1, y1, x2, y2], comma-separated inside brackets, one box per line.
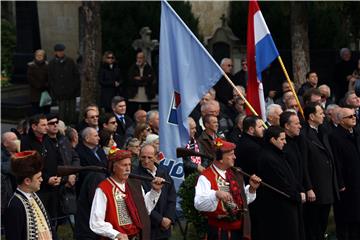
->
[98, 178, 140, 237]
[201, 165, 243, 230]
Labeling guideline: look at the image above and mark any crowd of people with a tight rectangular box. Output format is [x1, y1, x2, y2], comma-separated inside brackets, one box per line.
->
[1, 44, 360, 240]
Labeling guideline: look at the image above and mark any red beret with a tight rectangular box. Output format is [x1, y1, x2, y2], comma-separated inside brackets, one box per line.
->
[214, 138, 236, 152]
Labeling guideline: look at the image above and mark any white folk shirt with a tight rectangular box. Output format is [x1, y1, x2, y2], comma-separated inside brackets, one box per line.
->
[194, 164, 256, 212]
[89, 178, 161, 239]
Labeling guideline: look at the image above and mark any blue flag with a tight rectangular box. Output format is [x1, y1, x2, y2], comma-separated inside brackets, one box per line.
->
[159, 0, 223, 190]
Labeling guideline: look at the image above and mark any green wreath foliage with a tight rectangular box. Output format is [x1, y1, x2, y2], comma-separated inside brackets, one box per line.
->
[178, 172, 207, 238]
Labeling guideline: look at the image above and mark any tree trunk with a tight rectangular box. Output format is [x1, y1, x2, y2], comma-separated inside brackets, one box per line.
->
[290, 2, 310, 89]
[79, 2, 102, 120]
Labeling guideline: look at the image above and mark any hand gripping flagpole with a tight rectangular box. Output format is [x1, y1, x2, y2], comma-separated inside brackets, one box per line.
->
[277, 56, 304, 118]
[223, 73, 268, 129]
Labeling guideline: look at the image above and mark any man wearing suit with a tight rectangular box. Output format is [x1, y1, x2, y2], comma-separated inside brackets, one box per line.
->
[76, 127, 107, 194]
[112, 96, 134, 148]
[329, 107, 360, 240]
[302, 103, 339, 240]
[135, 144, 176, 240]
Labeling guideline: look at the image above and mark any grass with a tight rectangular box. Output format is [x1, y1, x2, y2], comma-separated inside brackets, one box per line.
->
[56, 219, 199, 240]
[2, 210, 338, 240]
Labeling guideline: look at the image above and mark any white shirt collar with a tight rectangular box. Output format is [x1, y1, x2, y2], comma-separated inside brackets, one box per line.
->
[17, 187, 33, 200]
[110, 177, 126, 192]
[212, 163, 226, 179]
[146, 166, 157, 178]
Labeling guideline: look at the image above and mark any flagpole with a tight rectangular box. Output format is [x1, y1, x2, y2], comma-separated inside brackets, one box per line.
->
[223, 73, 268, 129]
[277, 56, 304, 118]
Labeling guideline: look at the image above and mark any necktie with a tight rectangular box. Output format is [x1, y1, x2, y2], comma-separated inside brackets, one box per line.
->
[119, 115, 125, 125]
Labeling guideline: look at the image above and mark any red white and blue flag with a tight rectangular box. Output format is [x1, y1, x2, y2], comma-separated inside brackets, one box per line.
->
[247, 0, 279, 120]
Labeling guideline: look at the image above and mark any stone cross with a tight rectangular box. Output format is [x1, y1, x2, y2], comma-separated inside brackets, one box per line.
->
[132, 27, 159, 66]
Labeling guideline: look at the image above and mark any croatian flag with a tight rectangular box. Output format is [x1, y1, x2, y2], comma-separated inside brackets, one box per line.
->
[159, 0, 223, 192]
[247, 0, 279, 120]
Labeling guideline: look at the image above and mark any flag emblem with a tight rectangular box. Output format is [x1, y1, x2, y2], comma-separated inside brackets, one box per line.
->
[168, 91, 181, 125]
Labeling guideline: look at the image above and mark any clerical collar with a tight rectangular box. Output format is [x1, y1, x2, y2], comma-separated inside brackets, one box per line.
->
[212, 163, 226, 179]
[17, 187, 33, 200]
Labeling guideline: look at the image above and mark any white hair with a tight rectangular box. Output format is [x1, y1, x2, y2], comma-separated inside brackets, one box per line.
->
[220, 58, 231, 66]
[81, 127, 96, 140]
[146, 110, 159, 123]
[339, 48, 350, 57]
[266, 104, 282, 118]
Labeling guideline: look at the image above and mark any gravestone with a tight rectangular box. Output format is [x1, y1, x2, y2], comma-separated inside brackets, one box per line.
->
[205, 15, 244, 72]
[132, 27, 159, 66]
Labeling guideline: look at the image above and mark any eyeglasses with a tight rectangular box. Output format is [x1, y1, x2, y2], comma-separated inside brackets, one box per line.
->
[227, 64, 233, 67]
[343, 114, 356, 119]
[48, 120, 59, 126]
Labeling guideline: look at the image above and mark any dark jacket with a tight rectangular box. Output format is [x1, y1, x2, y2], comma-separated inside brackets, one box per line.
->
[1, 146, 16, 215]
[235, 133, 263, 177]
[214, 75, 238, 105]
[114, 114, 134, 148]
[76, 142, 108, 196]
[98, 63, 122, 110]
[126, 63, 156, 100]
[134, 165, 176, 240]
[21, 130, 63, 192]
[48, 56, 80, 100]
[302, 124, 339, 204]
[27, 60, 49, 102]
[75, 172, 107, 240]
[196, 131, 216, 162]
[297, 82, 314, 97]
[283, 134, 311, 192]
[257, 143, 304, 240]
[329, 125, 360, 222]
[58, 135, 80, 167]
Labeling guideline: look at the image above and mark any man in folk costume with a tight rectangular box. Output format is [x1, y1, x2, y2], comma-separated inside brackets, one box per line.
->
[89, 148, 165, 240]
[194, 138, 261, 240]
[5, 151, 53, 240]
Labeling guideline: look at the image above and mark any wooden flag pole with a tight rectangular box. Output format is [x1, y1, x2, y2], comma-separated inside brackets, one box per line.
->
[223, 73, 268, 129]
[277, 56, 304, 118]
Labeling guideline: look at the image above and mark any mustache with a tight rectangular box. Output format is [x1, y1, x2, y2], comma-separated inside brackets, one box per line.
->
[123, 172, 131, 176]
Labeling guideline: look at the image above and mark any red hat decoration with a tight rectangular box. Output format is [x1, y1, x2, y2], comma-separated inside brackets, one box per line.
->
[108, 146, 132, 162]
[214, 138, 236, 152]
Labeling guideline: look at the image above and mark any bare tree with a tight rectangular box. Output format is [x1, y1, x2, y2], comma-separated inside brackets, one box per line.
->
[290, 2, 310, 89]
[79, 2, 102, 119]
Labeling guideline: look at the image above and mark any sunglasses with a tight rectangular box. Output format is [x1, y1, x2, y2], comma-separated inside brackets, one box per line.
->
[227, 64, 233, 67]
[48, 120, 59, 126]
[89, 115, 99, 119]
[343, 114, 356, 119]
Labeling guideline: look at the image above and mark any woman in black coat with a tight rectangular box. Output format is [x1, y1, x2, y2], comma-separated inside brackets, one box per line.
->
[257, 126, 305, 240]
[98, 51, 123, 112]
